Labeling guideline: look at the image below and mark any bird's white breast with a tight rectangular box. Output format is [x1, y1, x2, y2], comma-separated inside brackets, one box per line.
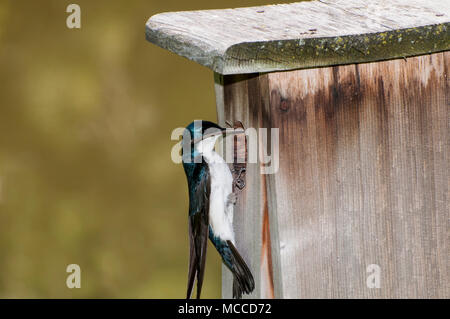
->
[202, 150, 235, 242]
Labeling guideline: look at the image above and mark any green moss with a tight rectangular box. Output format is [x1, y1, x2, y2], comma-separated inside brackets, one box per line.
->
[223, 23, 449, 74]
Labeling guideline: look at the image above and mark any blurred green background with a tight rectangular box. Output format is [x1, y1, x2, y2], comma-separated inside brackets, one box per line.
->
[0, 0, 291, 298]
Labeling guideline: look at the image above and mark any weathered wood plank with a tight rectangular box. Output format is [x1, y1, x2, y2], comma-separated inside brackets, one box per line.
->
[215, 73, 283, 298]
[147, 0, 449, 74]
[216, 52, 448, 298]
[214, 74, 263, 298]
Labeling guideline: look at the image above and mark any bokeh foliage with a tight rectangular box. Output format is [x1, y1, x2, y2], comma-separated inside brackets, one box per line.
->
[0, 0, 292, 298]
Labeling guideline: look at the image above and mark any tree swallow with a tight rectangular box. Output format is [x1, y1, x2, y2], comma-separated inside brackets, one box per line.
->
[182, 120, 255, 299]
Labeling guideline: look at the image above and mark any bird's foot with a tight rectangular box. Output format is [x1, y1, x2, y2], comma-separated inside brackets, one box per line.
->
[227, 192, 238, 206]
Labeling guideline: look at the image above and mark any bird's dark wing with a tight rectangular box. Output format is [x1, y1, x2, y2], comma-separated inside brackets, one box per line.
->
[209, 227, 255, 299]
[186, 162, 210, 299]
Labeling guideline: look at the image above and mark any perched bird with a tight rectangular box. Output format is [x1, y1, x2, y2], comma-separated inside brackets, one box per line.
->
[182, 120, 255, 299]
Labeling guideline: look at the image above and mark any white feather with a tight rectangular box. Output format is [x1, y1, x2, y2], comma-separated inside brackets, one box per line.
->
[195, 136, 235, 242]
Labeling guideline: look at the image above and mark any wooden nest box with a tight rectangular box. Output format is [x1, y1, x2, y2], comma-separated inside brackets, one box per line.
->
[147, 0, 449, 298]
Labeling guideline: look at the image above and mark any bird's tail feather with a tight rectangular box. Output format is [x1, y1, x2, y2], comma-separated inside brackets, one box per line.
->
[226, 240, 255, 299]
[186, 222, 197, 299]
[187, 220, 208, 299]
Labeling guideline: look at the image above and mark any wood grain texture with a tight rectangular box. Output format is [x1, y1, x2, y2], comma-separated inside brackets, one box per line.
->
[215, 52, 449, 298]
[147, 0, 449, 74]
[215, 73, 280, 298]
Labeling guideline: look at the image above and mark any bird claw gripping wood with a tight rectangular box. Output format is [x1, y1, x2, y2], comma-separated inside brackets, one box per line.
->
[226, 120, 247, 192]
[232, 166, 246, 190]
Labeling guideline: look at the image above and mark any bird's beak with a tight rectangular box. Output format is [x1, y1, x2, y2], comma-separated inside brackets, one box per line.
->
[190, 127, 245, 145]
